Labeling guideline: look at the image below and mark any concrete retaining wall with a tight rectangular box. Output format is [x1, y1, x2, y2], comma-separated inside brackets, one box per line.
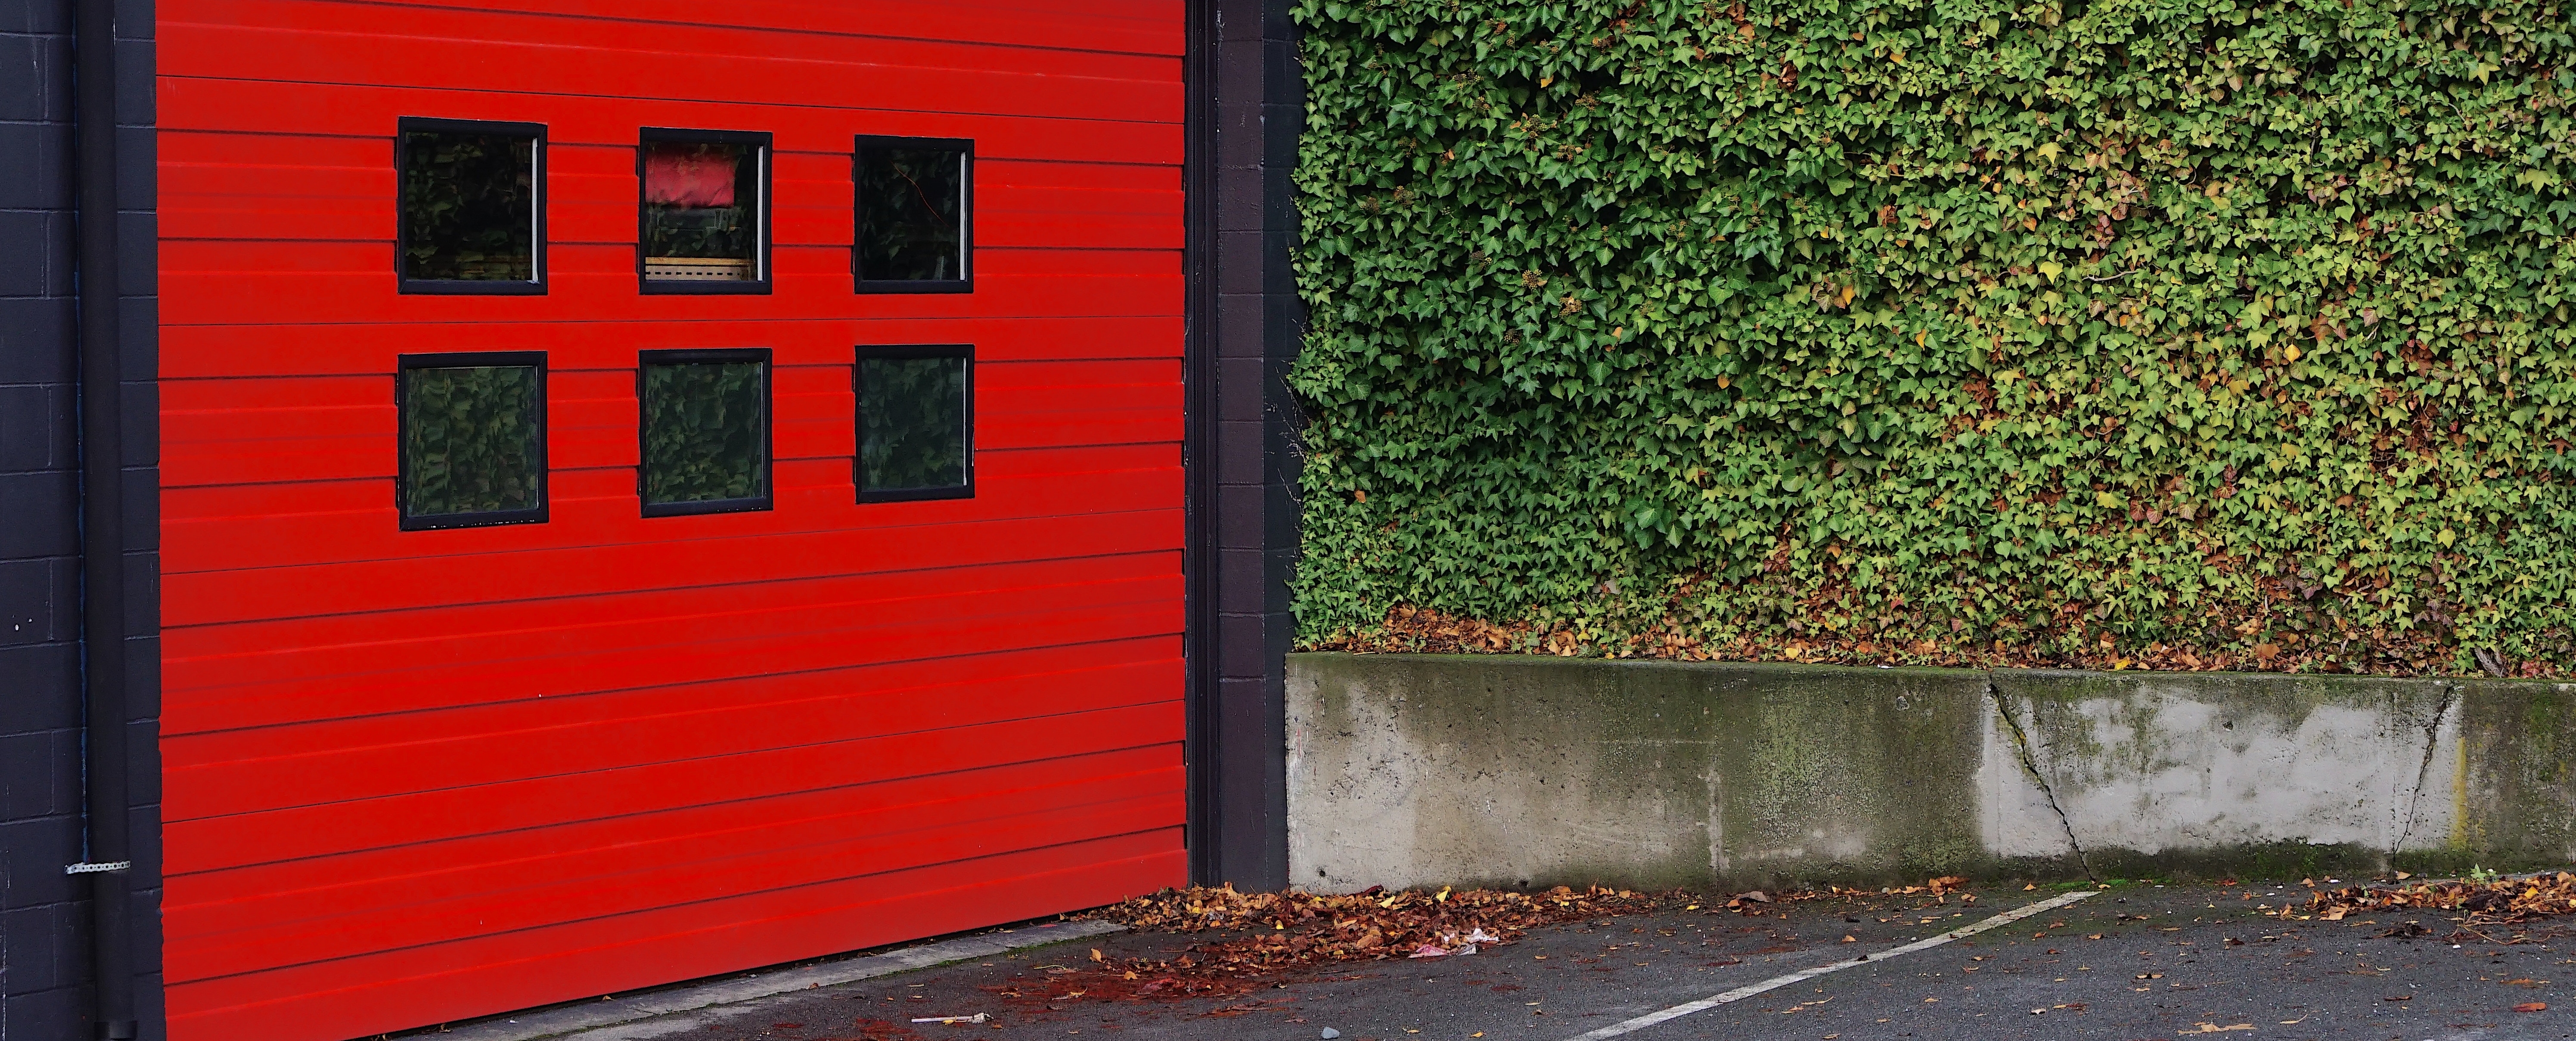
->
[1285, 654, 2576, 892]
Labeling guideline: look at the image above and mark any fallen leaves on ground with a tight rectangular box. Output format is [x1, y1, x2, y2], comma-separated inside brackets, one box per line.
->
[2295, 871, 2576, 927]
[1053, 883, 1668, 999]
[1012, 878, 1971, 1005]
[841, 1019, 924, 1041]
[1093, 882, 1657, 935]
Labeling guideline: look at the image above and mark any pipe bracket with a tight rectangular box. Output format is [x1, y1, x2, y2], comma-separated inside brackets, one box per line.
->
[64, 861, 132, 875]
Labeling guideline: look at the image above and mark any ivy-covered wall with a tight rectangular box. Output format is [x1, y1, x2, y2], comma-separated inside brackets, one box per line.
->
[1289, 0, 2576, 675]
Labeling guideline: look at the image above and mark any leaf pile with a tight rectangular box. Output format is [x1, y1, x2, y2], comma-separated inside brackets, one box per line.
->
[2295, 871, 2576, 924]
[1291, 0, 2576, 677]
[1102, 881, 1670, 945]
[1017, 884, 1676, 1001]
[1019, 879, 1976, 1006]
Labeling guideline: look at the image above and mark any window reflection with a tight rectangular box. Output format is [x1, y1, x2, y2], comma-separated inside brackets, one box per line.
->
[398, 356, 546, 527]
[640, 350, 772, 513]
[642, 138, 763, 284]
[856, 138, 969, 288]
[857, 350, 971, 499]
[399, 121, 540, 286]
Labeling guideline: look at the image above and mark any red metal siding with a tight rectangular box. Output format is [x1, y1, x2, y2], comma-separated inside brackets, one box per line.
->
[155, 3, 1189, 1038]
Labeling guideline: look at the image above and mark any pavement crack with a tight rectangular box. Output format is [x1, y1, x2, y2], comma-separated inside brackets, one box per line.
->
[2389, 682, 2458, 861]
[1990, 679, 2095, 881]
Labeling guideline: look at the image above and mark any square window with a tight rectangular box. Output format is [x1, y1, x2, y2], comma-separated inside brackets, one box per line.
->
[854, 136, 972, 292]
[397, 353, 547, 529]
[639, 349, 772, 515]
[855, 345, 973, 501]
[397, 118, 545, 293]
[639, 129, 771, 293]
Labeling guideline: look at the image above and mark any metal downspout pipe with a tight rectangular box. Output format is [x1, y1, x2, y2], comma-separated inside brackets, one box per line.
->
[71, 0, 139, 1034]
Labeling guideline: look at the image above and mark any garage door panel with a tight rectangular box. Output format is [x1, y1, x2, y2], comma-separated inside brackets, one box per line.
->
[163, 238, 1177, 278]
[170, 753, 1182, 980]
[161, 14, 1179, 124]
[314, 0, 1189, 57]
[164, 456, 1180, 573]
[166, 508, 1181, 627]
[159, 77, 1182, 166]
[166, 545, 1179, 684]
[170, 595, 1183, 746]
[163, 266, 1181, 327]
[169, 699, 1181, 875]
[158, 574, 1169, 737]
[168, 0, 1185, 62]
[168, 739, 1175, 922]
[170, 642, 1181, 819]
[160, 390, 1168, 488]
[985, 409, 1181, 449]
[168, 833, 1187, 1041]
[162, 442, 1174, 527]
[162, 317, 1181, 380]
[158, 361, 1175, 470]
[174, 632, 1172, 765]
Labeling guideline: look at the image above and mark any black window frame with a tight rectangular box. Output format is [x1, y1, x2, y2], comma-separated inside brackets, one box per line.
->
[636, 127, 775, 296]
[852, 135, 975, 294]
[394, 350, 550, 530]
[636, 347, 776, 517]
[395, 117, 548, 296]
[853, 343, 976, 503]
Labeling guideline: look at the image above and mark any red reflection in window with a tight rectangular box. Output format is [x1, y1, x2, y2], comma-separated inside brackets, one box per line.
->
[645, 144, 737, 208]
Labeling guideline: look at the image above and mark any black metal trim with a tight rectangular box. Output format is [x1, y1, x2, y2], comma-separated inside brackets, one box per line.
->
[637, 127, 775, 295]
[1179, 0, 1218, 884]
[73, 0, 137, 1032]
[852, 135, 975, 294]
[394, 117, 549, 296]
[395, 351, 552, 531]
[852, 343, 977, 503]
[637, 347, 777, 516]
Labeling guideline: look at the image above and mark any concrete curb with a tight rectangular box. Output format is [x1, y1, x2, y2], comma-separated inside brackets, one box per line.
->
[1286, 653, 2576, 893]
[426, 920, 1128, 1041]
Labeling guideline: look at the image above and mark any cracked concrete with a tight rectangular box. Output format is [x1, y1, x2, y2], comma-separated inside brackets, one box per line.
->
[2390, 682, 2461, 859]
[1988, 680, 2097, 881]
[1288, 654, 2576, 893]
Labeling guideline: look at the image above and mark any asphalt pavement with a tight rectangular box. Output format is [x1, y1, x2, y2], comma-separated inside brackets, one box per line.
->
[578, 882, 2576, 1041]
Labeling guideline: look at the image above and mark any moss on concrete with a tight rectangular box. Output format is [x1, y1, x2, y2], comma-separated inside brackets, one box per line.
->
[2452, 680, 2576, 869]
[1680, 663, 1992, 889]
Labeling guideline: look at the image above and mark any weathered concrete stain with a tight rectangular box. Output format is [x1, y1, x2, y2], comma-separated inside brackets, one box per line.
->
[2449, 679, 2576, 869]
[1290, 656, 1996, 892]
[1286, 656, 1689, 892]
[1288, 654, 2576, 892]
[1995, 671, 2456, 861]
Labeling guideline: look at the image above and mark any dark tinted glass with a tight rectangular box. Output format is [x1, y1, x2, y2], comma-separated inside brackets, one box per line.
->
[643, 141, 761, 282]
[859, 355, 969, 492]
[856, 146, 966, 282]
[400, 130, 537, 282]
[400, 363, 543, 518]
[641, 358, 769, 507]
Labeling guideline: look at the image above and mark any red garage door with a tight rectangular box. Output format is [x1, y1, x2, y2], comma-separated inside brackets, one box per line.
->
[155, 3, 1188, 1038]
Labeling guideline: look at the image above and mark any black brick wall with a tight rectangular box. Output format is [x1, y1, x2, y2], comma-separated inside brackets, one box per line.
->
[0, 0, 162, 1035]
[1189, 0, 1300, 890]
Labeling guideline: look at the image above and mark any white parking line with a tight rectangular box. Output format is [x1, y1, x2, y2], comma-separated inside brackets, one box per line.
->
[1558, 889, 2100, 1041]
